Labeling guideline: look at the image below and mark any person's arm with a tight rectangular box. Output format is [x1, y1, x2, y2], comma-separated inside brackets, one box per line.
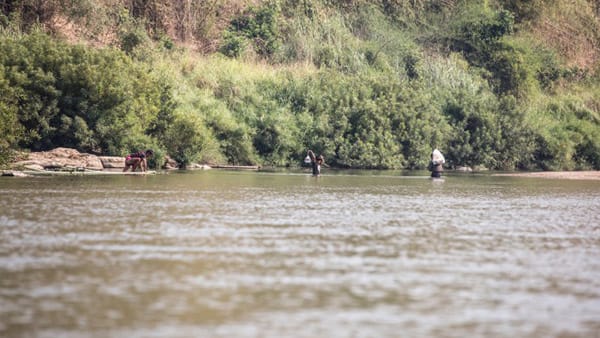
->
[142, 158, 148, 172]
[307, 150, 316, 162]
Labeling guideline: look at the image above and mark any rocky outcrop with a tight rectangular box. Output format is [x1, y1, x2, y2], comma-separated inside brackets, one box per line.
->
[12, 148, 121, 171]
[7, 147, 200, 172]
[98, 156, 126, 169]
[13, 148, 103, 170]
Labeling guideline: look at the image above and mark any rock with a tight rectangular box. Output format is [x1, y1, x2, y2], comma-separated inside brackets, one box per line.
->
[162, 155, 179, 170]
[98, 156, 125, 168]
[82, 154, 104, 170]
[13, 147, 103, 170]
[23, 164, 45, 171]
[1, 170, 28, 177]
[9, 147, 186, 172]
[187, 163, 211, 170]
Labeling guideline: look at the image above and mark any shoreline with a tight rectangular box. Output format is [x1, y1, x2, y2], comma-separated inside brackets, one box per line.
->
[492, 171, 600, 180]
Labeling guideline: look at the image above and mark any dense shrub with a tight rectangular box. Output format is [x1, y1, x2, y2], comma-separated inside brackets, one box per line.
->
[163, 112, 212, 167]
[0, 68, 22, 166]
[494, 96, 537, 170]
[220, 3, 281, 59]
[445, 6, 527, 96]
[502, 0, 555, 23]
[0, 32, 173, 158]
[528, 97, 600, 170]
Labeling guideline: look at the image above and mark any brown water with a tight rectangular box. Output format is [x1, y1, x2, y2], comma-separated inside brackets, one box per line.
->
[1, 170, 599, 338]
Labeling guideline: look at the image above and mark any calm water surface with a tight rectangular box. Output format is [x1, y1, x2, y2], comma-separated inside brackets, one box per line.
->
[1, 170, 599, 338]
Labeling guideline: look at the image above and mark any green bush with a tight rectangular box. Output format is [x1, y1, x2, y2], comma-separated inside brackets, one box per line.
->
[502, 0, 554, 23]
[0, 68, 22, 167]
[443, 5, 542, 97]
[219, 31, 247, 58]
[163, 112, 213, 167]
[493, 96, 537, 169]
[0, 32, 170, 157]
[221, 3, 281, 59]
[528, 97, 600, 170]
[207, 113, 256, 166]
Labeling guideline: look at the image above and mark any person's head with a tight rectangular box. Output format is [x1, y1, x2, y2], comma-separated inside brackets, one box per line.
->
[145, 149, 154, 157]
[316, 155, 323, 163]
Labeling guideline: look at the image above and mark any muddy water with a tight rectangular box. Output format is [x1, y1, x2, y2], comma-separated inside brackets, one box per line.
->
[1, 170, 599, 337]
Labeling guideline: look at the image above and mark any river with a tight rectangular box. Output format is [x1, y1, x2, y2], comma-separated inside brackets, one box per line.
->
[1, 170, 599, 337]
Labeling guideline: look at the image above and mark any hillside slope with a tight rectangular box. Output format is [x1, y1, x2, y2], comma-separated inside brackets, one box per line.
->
[2, 1, 599, 70]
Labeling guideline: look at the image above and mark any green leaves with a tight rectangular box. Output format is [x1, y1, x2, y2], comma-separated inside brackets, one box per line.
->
[220, 3, 281, 59]
[0, 32, 173, 158]
[164, 112, 210, 167]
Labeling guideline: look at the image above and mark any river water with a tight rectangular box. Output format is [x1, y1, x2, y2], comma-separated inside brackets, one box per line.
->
[1, 170, 599, 338]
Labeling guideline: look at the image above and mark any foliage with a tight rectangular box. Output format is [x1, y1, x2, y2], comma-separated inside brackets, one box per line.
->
[0, 66, 22, 166]
[443, 5, 527, 97]
[0, 31, 173, 158]
[501, 0, 553, 23]
[163, 112, 213, 167]
[529, 96, 600, 170]
[220, 2, 281, 59]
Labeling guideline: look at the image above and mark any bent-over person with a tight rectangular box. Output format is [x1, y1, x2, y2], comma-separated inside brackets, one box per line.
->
[123, 149, 153, 172]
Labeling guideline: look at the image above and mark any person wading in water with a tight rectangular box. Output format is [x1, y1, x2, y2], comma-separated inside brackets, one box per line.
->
[306, 150, 326, 176]
[428, 148, 445, 178]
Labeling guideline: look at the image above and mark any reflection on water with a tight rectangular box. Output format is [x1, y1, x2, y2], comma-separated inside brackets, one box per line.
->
[1, 170, 599, 337]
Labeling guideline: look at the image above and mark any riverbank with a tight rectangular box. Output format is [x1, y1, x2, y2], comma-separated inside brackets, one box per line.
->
[1, 148, 262, 176]
[3, 148, 598, 179]
[493, 171, 600, 180]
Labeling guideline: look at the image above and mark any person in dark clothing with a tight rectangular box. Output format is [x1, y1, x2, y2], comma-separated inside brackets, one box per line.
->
[428, 148, 445, 178]
[123, 149, 153, 172]
[306, 150, 326, 176]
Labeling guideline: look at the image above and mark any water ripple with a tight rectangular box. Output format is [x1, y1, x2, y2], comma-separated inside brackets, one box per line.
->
[1, 172, 599, 337]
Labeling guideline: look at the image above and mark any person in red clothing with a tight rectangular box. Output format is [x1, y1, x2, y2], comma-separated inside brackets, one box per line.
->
[123, 149, 153, 172]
